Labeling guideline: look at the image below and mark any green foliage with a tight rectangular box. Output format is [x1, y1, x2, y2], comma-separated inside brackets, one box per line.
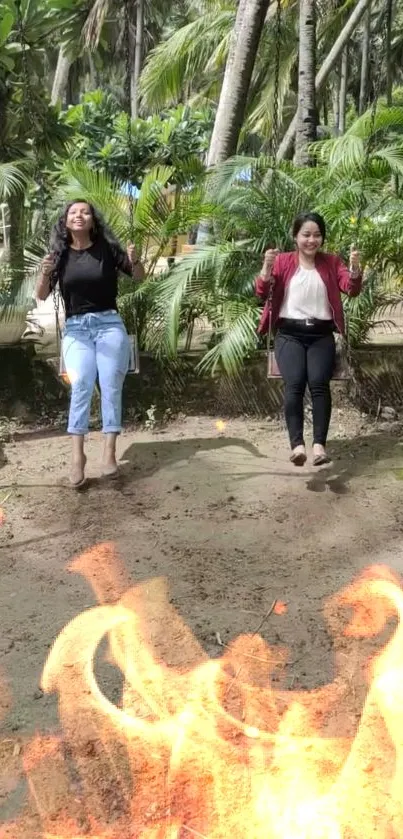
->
[63, 92, 212, 186]
[147, 106, 403, 374]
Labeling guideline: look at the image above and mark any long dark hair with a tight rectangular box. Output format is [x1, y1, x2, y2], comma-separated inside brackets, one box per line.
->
[49, 199, 125, 289]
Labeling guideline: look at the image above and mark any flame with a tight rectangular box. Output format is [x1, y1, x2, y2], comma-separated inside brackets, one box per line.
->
[0, 492, 12, 526]
[215, 421, 226, 432]
[3, 545, 403, 838]
[273, 601, 288, 616]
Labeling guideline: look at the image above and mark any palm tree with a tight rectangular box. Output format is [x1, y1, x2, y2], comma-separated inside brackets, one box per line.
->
[358, 5, 371, 114]
[277, 0, 373, 160]
[0, 0, 71, 343]
[49, 0, 189, 110]
[294, 0, 317, 166]
[206, 0, 271, 166]
[132, 0, 144, 117]
[338, 45, 348, 135]
[386, 0, 394, 106]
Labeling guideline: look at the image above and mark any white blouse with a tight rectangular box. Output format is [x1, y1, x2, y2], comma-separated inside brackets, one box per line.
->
[279, 266, 332, 321]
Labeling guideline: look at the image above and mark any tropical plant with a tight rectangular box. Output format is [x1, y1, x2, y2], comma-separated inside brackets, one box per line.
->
[63, 93, 212, 186]
[0, 0, 71, 343]
[144, 105, 403, 373]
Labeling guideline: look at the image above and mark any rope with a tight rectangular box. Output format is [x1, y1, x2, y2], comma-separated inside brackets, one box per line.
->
[123, 0, 140, 373]
[266, 0, 282, 361]
[123, 0, 135, 242]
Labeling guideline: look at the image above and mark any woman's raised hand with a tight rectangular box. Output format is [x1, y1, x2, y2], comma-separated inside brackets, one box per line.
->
[350, 247, 360, 272]
[41, 254, 54, 277]
[127, 242, 139, 264]
[262, 248, 279, 275]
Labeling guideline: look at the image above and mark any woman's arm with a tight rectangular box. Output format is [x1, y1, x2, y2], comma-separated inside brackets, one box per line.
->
[35, 254, 54, 301]
[115, 243, 145, 282]
[335, 251, 362, 297]
[255, 250, 280, 300]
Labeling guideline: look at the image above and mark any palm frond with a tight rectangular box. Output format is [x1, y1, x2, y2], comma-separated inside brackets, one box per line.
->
[0, 161, 31, 201]
[139, 9, 235, 109]
[196, 299, 259, 376]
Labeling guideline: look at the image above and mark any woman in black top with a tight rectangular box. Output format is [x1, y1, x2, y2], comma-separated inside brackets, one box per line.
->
[36, 200, 145, 487]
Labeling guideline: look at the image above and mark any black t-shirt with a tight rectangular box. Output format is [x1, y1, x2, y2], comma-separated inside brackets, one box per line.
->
[58, 239, 132, 318]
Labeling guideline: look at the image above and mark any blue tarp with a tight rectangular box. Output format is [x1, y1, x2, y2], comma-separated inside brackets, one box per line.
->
[120, 181, 141, 198]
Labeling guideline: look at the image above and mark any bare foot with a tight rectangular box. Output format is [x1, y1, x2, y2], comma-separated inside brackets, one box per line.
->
[102, 452, 118, 477]
[102, 433, 119, 477]
[290, 445, 307, 467]
[102, 460, 118, 477]
[70, 455, 87, 488]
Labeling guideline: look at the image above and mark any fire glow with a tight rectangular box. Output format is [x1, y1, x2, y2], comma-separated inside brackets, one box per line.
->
[2, 545, 403, 838]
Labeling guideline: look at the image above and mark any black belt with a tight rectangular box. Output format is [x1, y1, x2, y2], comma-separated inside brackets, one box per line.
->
[278, 317, 334, 331]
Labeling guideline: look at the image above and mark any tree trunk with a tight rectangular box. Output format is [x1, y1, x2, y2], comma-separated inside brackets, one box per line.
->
[294, 0, 317, 166]
[8, 193, 25, 289]
[277, 0, 372, 161]
[206, 0, 270, 167]
[386, 0, 394, 106]
[50, 48, 72, 107]
[196, 0, 269, 243]
[332, 71, 340, 134]
[338, 46, 348, 134]
[322, 92, 328, 127]
[358, 5, 371, 114]
[131, 0, 144, 118]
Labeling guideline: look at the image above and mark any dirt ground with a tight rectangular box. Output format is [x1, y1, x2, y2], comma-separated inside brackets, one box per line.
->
[1, 410, 403, 835]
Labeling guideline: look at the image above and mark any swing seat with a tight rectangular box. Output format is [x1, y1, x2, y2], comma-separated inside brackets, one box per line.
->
[127, 332, 140, 374]
[267, 337, 351, 381]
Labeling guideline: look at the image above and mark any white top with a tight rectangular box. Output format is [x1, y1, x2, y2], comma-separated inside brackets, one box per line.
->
[279, 266, 332, 321]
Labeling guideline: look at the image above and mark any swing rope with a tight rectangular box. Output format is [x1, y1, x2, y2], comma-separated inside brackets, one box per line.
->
[123, 0, 140, 374]
[265, 0, 283, 376]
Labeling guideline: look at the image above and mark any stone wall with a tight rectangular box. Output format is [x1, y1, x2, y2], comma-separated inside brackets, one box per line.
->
[1, 344, 403, 426]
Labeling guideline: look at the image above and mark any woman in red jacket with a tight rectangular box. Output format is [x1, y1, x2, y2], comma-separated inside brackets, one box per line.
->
[255, 212, 362, 467]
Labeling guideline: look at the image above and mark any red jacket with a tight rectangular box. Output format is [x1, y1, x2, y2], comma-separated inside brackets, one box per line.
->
[255, 251, 362, 336]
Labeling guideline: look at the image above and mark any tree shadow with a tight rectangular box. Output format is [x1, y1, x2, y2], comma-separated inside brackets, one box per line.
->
[118, 435, 267, 480]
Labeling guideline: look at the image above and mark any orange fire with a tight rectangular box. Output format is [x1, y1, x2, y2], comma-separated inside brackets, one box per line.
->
[2, 546, 403, 838]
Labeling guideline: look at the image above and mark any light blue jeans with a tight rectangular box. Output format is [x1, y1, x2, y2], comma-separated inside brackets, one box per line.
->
[62, 311, 130, 435]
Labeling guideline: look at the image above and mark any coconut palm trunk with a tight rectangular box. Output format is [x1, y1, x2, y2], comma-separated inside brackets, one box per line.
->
[277, 0, 372, 161]
[196, 0, 270, 243]
[338, 46, 348, 134]
[358, 5, 371, 114]
[206, 0, 271, 167]
[51, 48, 72, 106]
[294, 0, 317, 166]
[131, 0, 144, 118]
[386, 0, 394, 106]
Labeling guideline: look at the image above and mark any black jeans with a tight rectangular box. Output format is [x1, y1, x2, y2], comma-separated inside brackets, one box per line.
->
[274, 321, 336, 448]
